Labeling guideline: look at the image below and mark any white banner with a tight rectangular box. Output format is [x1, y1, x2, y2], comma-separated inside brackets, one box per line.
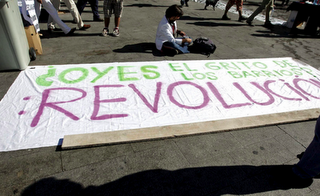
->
[1, 58, 320, 151]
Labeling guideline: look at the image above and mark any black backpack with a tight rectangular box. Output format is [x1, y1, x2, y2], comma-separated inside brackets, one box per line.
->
[190, 37, 217, 57]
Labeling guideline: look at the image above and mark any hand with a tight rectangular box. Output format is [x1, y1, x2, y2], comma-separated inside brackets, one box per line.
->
[178, 30, 186, 36]
[37, 0, 42, 3]
[183, 38, 192, 44]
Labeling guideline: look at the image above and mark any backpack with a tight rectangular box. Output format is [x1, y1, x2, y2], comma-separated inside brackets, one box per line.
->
[190, 37, 216, 57]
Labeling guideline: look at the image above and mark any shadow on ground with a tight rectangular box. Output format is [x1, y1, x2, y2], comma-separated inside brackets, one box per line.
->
[21, 165, 311, 196]
[251, 24, 320, 38]
[125, 4, 168, 8]
[113, 42, 162, 56]
[187, 21, 245, 27]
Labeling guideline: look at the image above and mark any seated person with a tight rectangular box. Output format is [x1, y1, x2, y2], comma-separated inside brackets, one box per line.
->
[155, 5, 192, 56]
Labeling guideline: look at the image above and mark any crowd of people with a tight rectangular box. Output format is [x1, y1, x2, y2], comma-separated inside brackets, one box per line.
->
[33, 0, 277, 36]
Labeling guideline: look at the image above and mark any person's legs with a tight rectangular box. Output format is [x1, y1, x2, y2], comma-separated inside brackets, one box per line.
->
[204, 1, 209, 9]
[102, 0, 111, 36]
[293, 116, 320, 179]
[76, 0, 87, 15]
[42, 0, 71, 34]
[264, 0, 274, 24]
[222, 0, 234, 20]
[162, 39, 190, 55]
[161, 42, 179, 56]
[115, 17, 120, 28]
[47, 0, 60, 30]
[111, 0, 123, 36]
[104, 18, 111, 29]
[63, 0, 84, 28]
[236, 0, 247, 21]
[181, 0, 185, 6]
[90, 0, 101, 20]
[246, 0, 270, 23]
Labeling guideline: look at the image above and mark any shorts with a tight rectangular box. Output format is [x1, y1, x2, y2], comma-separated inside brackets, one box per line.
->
[103, 0, 124, 18]
[226, 0, 243, 11]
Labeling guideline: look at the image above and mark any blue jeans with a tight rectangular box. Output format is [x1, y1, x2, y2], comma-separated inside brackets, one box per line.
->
[181, 0, 189, 6]
[293, 116, 320, 178]
[163, 37, 192, 54]
[77, 0, 100, 19]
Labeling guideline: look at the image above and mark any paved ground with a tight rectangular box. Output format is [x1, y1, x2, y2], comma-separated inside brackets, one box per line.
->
[1, 0, 320, 195]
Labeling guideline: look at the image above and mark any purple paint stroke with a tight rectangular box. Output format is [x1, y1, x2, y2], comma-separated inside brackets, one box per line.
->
[31, 88, 87, 127]
[167, 81, 209, 109]
[206, 82, 251, 109]
[91, 85, 128, 120]
[234, 82, 275, 106]
[128, 82, 162, 113]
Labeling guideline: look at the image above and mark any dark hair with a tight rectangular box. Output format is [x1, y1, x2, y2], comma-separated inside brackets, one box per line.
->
[165, 5, 184, 18]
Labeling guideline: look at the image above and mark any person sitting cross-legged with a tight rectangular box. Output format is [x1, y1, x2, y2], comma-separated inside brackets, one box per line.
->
[155, 5, 192, 56]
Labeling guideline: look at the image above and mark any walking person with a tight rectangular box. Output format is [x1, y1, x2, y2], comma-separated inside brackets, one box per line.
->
[77, 0, 103, 21]
[291, 116, 320, 184]
[246, 0, 274, 27]
[35, 0, 76, 35]
[222, 0, 247, 21]
[48, 0, 91, 31]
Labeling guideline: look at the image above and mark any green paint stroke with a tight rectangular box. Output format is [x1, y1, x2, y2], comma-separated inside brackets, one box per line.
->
[141, 65, 160, 79]
[91, 66, 114, 83]
[59, 68, 89, 84]
[118, 66, 139, 81]
[36, 67, 56, 86]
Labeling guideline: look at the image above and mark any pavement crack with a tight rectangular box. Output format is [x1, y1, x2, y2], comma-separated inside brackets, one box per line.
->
[276, 125, 308, 148]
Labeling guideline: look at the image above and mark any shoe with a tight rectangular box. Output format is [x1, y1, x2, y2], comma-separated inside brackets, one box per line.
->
[93, 17, 104, 22]
[246, 20, 254, 26]
[238, 16, 248, 22]
[222, 14, 231, 20]
[272, 165, 313, 189]
[101, 28, 109, 37]
[66, 27, 76, 36]
[47, 26, 55, 33]
[112, 27, 120, 37]
[162, 47, 178, 57]
[79, 24, 91, 30]
[263, 21, 274, 28]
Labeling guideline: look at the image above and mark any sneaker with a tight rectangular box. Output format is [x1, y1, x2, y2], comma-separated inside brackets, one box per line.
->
[47, 25, 55, 33]
[79, 24, 91, 30]
[161, 47, 179, 57]
[246, 20, 254, 26]
[66, 28, 76, 36]
[263, 21, 274, 28]
[102, 28, 109, 37]
[222, 14, 231, 20]
[272, 165, 313, 189]
[112, 27, 120, 37]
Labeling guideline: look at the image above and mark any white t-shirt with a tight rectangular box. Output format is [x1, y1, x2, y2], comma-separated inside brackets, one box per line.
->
[155, 16, 183, 50]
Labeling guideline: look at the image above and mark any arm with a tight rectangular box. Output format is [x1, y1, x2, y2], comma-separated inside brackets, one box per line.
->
[177, 30, 192, 44]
